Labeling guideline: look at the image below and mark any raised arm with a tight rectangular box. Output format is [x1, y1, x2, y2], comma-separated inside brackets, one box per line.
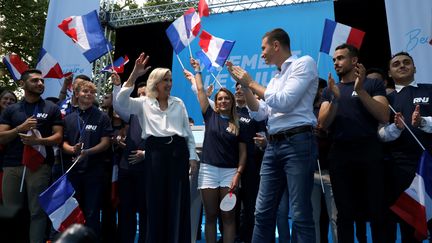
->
[187, 58, 209, 114]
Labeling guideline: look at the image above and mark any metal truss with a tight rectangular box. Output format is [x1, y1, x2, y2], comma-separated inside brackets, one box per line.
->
[106, 0, 323, 29]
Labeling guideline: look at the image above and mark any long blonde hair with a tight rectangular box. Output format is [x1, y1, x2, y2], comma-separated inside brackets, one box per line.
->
[214, 88, 239, 136]
[146, 68, 171, 99]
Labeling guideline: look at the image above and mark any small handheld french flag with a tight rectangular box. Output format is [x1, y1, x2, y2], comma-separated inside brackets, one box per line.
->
[102, 56, 129, 73]
[2, 54, 29, 81]
[166, 8, 201, 54]
[58, 10, 112, 63]
[198, 0, 209, 17]
[320, 19, 365, 56]
[196, 31, 235, 73]
[36, 48, 65, 79]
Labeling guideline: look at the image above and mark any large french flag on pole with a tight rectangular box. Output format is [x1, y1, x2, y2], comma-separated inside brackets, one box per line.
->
[36, 48, 65, 79]
[391, 151, 432, 241]
[58, 10, 112, 63]
[320, 19, 365, 56]
[39, 174, 85, 232]
[166, 8, 201, 54]
[196, 31, 235, 73]
[2, 54, 29, 81]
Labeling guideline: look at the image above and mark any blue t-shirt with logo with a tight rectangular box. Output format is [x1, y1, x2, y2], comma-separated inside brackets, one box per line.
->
[63, 106, 113, 172]
[321, 78, 386, 141]
[0, 99, 63, 167]
[202, 106, 246, 168]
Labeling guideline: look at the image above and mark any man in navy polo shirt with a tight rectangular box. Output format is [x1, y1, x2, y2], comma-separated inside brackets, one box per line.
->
[0, 69, 63, 243]
[62, 80, 112, 238]
[319, 44, 390, 242]
[379, 52, 432, 242]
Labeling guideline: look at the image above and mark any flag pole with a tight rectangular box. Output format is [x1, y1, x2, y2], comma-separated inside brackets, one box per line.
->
[187, 38, 193, 59]
[65, 143, 84, 174]
[389, 104, 426, 151]
[19, 167, 26, 192]
[317, 52, 322, 71]
[106, 44, 115, 71]
[176, 54, 185, 70]
[211, 72, 222, 88]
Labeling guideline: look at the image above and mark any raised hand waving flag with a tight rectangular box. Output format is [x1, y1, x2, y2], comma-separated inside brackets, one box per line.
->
[196, 30, 235, 73]
[58, 10, 112, 63]
[320, 19, 365, 56]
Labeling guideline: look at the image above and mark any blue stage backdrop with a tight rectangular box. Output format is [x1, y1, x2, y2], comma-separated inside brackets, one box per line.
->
[171, 1, 335, 125]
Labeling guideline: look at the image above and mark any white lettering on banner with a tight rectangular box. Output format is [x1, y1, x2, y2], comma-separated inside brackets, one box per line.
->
[413, 97, 430, 104]
[406, 28, 431, 51]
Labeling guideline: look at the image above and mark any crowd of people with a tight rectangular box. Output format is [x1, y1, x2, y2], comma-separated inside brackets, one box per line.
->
[0, 27, 430, 243]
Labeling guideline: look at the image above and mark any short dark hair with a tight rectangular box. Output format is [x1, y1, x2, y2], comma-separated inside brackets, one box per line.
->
[20, 69, 42, 82]
[335, 43, 359, 58]
[263, 28, 290, 49]
[74, 74, 92, 82]
[137, 82, 146, 89]
[389, 51, 414, 66]
[366, 67, 387, 80]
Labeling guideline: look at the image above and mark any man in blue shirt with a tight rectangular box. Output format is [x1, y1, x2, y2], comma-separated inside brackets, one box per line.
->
[228, 28, 318, 242]
[0, 69, 63, 243]
[319, 44, 390, 242]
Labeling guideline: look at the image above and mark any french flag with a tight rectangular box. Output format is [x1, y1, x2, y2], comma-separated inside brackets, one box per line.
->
[102, 56, 129, 74]
[196, 31, 235, 73]
[36, 48, 64, 79]
[391, 151, 432, 241]
[22, 129, 46, 172]
[166, 8, 201, 54]
[2, 54, 29, 81]
[320, 19, 365, 56]
[39, 174, 85, 232]
[198, 0, 209, 17]
[58, 10, 112, 63]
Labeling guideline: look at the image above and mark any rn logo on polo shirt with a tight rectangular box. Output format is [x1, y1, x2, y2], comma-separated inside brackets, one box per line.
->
[85, 125, 98, 131]
[351, 91, 358, 97]
[240, 117, 251, 124]
[36, 113, 48, 119]
[413, 97, 429, 105]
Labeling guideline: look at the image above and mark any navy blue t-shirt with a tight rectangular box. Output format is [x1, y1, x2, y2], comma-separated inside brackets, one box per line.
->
[0, 99, 63, 167]
[63, 106, 113, 171]
[386, 85, 432, 160]
[202, 106, 246, 168]
[321, 78, 386, 141]
[237, 106, 266, 166]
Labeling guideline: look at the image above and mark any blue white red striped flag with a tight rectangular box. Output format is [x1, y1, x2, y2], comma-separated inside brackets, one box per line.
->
[58, 10, 112, 63]
[22, 129, 46, 172]
[196, 30, 235, 73]
[36, 48, 65, 79]
[102, 56, 129, 73]
[2, 54, 29, 81]
[198, 0, 209, 17]
[166, 8, 201, 54]
[38, 174, 85, 232]
[320, 19, 365, 56]
[391, 151, 432, 241]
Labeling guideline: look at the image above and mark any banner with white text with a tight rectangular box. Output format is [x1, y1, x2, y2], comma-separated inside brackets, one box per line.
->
[41, 0, 100, 98]
[385, 0, 432, 84]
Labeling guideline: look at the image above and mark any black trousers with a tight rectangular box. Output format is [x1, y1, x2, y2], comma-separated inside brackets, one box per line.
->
[329, 139, 388, 243]
[144, 135, 191, 243]
[117, 167, 146, 243]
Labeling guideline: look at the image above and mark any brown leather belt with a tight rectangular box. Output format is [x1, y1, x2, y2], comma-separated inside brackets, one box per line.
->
[268, 125, 313, 142]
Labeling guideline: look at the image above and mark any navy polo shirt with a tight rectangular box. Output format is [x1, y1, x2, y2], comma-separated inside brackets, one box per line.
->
[322, 78, 386, 142]
[387, 85, 432, 159]
[63, 106, 113, 171]
[202, 106, 246, 168]
[0, 99, 63, 167]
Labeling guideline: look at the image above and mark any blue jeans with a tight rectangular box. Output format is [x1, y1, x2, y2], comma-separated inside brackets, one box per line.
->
[252, 131, 316, 243]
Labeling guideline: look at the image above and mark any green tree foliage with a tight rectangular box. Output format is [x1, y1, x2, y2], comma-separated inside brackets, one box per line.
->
[0, 0, 48, 90]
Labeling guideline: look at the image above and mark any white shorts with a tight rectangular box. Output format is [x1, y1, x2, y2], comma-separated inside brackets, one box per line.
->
[197, 163, 237, 189]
